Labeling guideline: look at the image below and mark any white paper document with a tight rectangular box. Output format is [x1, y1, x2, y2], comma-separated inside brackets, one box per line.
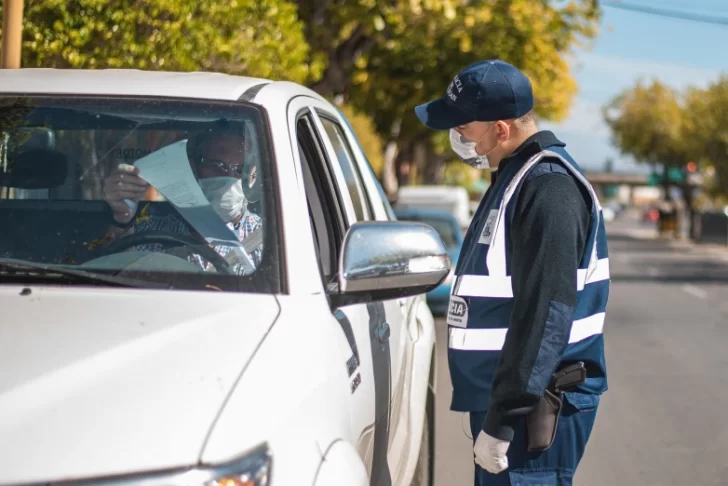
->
[131, 140, 256, 274]
[133, 140, 208, 209]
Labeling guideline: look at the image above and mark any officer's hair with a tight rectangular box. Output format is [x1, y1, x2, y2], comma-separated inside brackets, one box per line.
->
[511, 112, 536, 132]
[188, 121, 246, 161]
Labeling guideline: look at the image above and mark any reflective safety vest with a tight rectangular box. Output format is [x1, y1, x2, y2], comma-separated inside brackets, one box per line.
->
[446, 146, 609, 412]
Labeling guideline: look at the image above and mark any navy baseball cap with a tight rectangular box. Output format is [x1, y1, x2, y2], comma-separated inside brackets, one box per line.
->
[415, 60, 534, 130]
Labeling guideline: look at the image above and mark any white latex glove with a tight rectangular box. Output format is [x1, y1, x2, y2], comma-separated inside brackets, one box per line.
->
[473, 430, 510, 474]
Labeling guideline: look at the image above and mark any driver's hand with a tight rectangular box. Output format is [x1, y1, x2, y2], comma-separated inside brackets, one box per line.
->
[103, 165, 149, 224]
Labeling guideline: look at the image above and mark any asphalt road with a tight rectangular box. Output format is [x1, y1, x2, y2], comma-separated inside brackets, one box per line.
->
[432, 215, 728, 486]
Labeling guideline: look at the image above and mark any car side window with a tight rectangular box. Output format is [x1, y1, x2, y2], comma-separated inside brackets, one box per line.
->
[296, 114, 346, 284]
[318, 115, 370, 222]
[360, 156, 398, 221]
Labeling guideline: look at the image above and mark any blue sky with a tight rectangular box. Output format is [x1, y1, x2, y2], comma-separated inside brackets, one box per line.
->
[539, 0, 728, 173]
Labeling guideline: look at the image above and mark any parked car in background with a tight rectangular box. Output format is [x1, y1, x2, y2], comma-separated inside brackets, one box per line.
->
[602, 206, 616, 222]
[394, 207, 463, 316]
[643, 206, 660, 223]
[395, 185, 471, 231]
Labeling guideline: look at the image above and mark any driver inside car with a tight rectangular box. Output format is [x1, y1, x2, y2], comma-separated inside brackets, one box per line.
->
[101, 125, 263, 273]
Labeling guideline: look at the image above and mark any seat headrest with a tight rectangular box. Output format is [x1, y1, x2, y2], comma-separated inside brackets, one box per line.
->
[0, 149, 68, 189]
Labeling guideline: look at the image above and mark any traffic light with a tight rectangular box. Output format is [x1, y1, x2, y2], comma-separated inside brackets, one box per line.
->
[686, 161, 697, 173]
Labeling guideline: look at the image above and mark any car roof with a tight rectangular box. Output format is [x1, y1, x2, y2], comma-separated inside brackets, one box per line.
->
[0, 68, 325, 103]
[394, 207, 458, 221]
[397, 185, 468, 195]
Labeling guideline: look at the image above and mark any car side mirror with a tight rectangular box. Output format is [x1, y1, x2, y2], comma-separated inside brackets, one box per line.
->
[332, 221, 451, 306]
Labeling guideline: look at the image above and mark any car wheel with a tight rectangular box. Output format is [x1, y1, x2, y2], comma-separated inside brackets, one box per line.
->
[411, 387, 435, 486]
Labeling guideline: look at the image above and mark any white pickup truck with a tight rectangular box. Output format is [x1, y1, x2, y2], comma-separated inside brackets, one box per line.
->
[0, 70, 449, 486]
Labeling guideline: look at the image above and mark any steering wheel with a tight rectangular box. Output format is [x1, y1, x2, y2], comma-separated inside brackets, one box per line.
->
[89, 231, 234, 275]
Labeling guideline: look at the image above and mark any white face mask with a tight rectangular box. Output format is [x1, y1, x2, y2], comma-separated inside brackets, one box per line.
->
[449, 128, 495, 171]
[199, 176, 246, 223]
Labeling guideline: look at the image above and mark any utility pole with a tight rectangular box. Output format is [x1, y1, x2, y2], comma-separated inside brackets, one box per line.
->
[1, 0, 24, 69]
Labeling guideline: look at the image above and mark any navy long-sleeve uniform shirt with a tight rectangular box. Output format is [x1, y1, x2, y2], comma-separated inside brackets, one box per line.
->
[481, 131, 592, 441]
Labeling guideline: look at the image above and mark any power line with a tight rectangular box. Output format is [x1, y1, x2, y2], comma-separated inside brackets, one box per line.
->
[601, 0, 728, 26]
[620, 0, 728, 13]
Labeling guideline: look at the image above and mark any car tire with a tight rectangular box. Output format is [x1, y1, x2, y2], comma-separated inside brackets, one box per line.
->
[411, 386, 435, 486]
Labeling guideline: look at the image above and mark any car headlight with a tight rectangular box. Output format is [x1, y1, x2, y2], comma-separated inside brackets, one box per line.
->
[76, 445, 271, 486]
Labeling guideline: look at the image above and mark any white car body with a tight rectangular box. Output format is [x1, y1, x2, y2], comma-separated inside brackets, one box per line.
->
[0, 70, 438, 486]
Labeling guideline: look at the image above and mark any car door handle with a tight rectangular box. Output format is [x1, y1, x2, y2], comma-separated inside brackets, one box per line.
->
[375, 321, 391, 343]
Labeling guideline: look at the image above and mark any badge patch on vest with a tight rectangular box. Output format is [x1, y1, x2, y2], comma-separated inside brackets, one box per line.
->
[478, 209, 499, 245]
[447, 295, 469, 328]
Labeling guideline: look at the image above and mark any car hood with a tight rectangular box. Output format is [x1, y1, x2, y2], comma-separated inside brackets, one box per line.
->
[0, 285, 280, 484]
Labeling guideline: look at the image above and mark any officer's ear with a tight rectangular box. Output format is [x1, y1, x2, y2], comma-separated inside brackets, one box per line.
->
[494, 120, 511, 142]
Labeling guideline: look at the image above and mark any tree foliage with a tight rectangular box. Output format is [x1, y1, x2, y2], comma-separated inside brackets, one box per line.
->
[4, 0, 602, 192]
[337, 103, 385, 177]
[603, 77, 728, 239]
[4, 0, 321, 83]
[683, 77, 728, 197]
[296, 0, 601, 190]
[350, 0, 600, 141]
[603, 76, 728, 200]
[602, 79, 690, 169]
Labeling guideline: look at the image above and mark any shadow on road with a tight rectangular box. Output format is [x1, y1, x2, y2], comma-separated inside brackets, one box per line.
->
[607, 233, 654, 243]
[611, 274, 728, 284]
[606, 233, 677, 252]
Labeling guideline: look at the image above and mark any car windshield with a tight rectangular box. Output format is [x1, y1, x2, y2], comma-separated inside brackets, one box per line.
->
[0, 95, 280, 293]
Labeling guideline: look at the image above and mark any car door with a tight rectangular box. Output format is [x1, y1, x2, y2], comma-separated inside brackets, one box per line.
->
[310, 108, 418, 482]
[289, 98, 404, 485]
[331, 112, 422, 482]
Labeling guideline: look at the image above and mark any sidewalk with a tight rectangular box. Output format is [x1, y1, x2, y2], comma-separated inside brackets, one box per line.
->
[666, 237, 728, 261]
[607, 216, 728, 262]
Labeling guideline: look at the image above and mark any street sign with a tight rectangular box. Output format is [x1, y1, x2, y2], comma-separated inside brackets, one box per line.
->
[667, 167, 684, 183]
[648, 168, 686, 186]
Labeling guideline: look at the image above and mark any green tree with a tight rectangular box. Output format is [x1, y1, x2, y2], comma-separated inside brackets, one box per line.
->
[338, 103, 384, 177]
[603, 80, 687, 170]
[683, 76, 728, 198]
[296, 0, 601, 195]
[2, 0, 322, 83]
[603, 79, 697, 235]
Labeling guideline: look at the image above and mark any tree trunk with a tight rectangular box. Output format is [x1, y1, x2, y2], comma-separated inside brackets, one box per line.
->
[381, 119, 402, 202]
[395, 140, 413, 188]
[307, 24, 376, 98]
[411, 138, 428, 185]
[661, 164, 670, 199]
[680, 183, 696, 241]
[382, 139, 399, 203]
[422, 150, 447, 185]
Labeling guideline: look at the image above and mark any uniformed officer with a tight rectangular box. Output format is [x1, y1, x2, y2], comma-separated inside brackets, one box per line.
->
[415, 60, 609, 485]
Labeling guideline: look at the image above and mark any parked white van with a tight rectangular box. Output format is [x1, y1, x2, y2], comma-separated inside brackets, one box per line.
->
[395, 185, 471, 230]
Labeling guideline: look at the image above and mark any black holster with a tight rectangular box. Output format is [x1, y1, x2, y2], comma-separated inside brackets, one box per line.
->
[525, 389, 563, 452]
[525, 362, 586, 452]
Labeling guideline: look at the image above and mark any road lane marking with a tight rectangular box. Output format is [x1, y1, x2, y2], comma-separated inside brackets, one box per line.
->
[682, 284, 707, 300]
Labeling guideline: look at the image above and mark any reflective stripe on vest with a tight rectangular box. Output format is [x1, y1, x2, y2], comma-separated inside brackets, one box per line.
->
[448, 312, 605, 351]
[454, 257, 611, 298]
[449, 149, 607, 349]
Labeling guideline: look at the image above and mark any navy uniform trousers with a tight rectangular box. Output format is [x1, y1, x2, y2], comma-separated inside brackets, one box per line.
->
[470, 395, 599, 486]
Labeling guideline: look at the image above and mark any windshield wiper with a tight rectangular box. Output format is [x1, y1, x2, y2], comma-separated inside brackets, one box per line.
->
[0, 258, 170, 289]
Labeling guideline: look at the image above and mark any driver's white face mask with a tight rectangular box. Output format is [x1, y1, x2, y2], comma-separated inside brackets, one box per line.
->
[199, 176, 246, 223]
